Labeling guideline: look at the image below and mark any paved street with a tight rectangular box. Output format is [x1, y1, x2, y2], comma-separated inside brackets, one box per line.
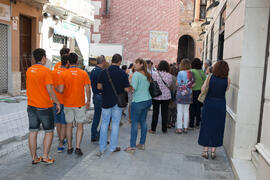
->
[0, 111, 235, 180]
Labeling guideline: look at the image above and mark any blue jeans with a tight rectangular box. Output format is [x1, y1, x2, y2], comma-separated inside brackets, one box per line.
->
[91, 94, 102, 140]
[53, 104, 66, 124]
[130, 100, 152, 147]
[99, 104, 122, 152]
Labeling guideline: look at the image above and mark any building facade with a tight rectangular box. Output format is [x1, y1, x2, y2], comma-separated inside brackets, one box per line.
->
[91, 0, 203, 64]
[0, 0, 94, 95]
[199, 0, 270, 179]
[0, 0, 44, 95]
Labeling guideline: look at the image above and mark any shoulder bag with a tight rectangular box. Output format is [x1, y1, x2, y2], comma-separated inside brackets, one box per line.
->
[198, 74, 212, 103]
[149, 76, 162, 98]
[106, 69, 128, 108]
[157, 71, 176, 100]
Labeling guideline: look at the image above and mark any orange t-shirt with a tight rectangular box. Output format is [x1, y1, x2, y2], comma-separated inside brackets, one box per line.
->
[54, 61, 61, 70]
[52, 67, 66, 104]
[58, 67, 91, 107]
[26, 64, 53, 108]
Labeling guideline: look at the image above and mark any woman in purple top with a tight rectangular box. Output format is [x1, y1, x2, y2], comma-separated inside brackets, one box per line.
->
[176, 59, 195, 134]
[149, 60, 173, 134]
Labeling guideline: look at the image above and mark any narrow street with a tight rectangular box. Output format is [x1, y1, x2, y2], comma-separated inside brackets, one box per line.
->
[0, 111, 235, 180]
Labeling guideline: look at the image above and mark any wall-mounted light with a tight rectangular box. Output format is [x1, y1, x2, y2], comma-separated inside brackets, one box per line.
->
[207, 0, 220, 11]
[201, 21, 210, 27]
[43, 12, 50, 18]
[53, 15, 59, 21]
[200, 31, 206, 36]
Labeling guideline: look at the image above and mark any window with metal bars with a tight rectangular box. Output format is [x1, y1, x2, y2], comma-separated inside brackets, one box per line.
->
[200, 0, 207, 19]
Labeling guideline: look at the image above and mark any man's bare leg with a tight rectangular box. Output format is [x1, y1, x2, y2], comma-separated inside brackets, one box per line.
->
[66, 123, 73, 149]
[43, 132, 53, 159]
[59, 124, 66, 147]
[76, 123, 83, 149]
[28, 131, 38, 160]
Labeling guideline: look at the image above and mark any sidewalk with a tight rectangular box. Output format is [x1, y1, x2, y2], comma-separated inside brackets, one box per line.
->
[60, 116, 235, 180]
[0, 106, 235, 180]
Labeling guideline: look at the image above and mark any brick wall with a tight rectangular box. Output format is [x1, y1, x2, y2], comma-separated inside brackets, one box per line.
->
[92, 0, 202, 64]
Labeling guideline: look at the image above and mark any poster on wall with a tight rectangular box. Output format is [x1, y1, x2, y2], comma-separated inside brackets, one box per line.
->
[0, 3, 10, 21]
[149, 31, 168, 52]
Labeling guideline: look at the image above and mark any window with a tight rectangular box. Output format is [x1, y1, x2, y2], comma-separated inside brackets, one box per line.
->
[106, 0, 110, 15]
[217, 7, 226, 60]
[210, 25, 214, 60]
[53, 34, 67, 45]
[200, 0, 207, 19]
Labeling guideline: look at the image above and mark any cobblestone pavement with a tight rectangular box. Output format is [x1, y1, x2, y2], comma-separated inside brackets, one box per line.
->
[0, 112, 235, 180]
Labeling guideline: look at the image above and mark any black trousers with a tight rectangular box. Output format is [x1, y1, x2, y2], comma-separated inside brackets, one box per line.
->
[151, 99, 170, 132]
[189, 90, 203, 128]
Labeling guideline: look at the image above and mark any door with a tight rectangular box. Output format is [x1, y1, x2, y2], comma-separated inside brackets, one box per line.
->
[0, 23, 8, 93]
[20, 15, 32, 90]
[177, 35, 195, 63]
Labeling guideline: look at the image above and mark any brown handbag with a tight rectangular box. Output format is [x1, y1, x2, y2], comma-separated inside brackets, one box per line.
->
[198, 74, 212, 103]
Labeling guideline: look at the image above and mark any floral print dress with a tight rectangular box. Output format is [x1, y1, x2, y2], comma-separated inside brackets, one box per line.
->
[176, 70, 195, 104]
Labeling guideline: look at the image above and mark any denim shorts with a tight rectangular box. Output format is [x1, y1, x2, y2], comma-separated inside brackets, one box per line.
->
[53, 104, 66, 124]
[64, 106, 86, 124]
[27, 105, 55, 132]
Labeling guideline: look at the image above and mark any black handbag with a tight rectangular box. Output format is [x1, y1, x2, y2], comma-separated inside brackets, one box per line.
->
[106, 69, 128, 108]
[149, 80, 162, 98]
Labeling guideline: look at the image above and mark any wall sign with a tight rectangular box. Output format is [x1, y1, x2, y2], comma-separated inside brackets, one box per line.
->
[0, 3, 10, 21]
[149, 31, 168, 52]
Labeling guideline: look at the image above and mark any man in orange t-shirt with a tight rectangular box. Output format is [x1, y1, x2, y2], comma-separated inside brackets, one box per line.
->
[58, 53, 91, 156]
[53, 47, 70, 70]
[52, 54, 69, 153]
[26, 48, 60, 165]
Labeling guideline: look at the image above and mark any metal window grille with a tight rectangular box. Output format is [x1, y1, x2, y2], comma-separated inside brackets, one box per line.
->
[0, 24, 8, 93]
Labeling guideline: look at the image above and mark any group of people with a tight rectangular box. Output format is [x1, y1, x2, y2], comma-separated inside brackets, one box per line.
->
[26, 47, 230, 165]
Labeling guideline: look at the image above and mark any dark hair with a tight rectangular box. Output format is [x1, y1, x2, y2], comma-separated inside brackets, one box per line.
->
[33, 48, 46, 63]
[60, 48, 70, 57]
[192, 58, 203, 70]
[170, 66, 178, 77]
[158, 60, 170, 72]
[111, 54, 122, 64]
[68, 53, 78, 65]
[180, 59, 191, 71]
[61, 54, 69, 66]
[128, 63, 133, 69]
[121, 65, 127, 71]
[212, 60, 229, 78]
[135, 58, 152, 82]
[146, 60, 152, 65]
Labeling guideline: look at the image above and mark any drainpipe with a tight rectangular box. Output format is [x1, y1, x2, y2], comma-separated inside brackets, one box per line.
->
[257, 9, 270, 143]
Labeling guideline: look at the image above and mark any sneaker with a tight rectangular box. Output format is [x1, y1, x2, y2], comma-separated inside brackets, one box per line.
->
[42, 157, 55, 164]
[57, 146, 65, 153]
[95, 151, 104, 158]
[75, 148, 83, 156]
[67, 147, 74, 154]
[63, 139, 67, 146]
[32, 157, 42, 165]
[112, 147, 121, 153]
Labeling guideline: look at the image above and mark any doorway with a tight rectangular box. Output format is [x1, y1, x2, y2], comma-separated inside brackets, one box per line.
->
[177, 35, 195, 63]
[20, 15, 32, 90]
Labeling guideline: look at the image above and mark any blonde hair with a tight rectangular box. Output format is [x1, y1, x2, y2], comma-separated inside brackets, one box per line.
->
[135, 58, 152, 82]
[180, 59, 191, 71]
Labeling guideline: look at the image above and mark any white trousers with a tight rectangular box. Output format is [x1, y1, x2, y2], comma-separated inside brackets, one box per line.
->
[177, 104, 190, 129]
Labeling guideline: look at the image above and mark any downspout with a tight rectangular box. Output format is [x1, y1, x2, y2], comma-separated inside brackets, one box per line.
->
[257, 9, 270, 143]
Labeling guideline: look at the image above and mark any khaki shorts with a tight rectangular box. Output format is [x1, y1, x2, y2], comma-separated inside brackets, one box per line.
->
[64, 106, 86, 124]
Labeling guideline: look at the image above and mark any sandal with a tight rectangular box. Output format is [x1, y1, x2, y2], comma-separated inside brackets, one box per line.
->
[183, 129, 188, 134]
[136, 144, 145, 150]
[202, 151, 209, 159]
[175, 129, 182, 134]
[42, 157, 55, 164]
[124, 147, 136, 153]
[211, 151, 216, 159]
[32, 156, 42, 165]
[148, 130, 156, 134]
